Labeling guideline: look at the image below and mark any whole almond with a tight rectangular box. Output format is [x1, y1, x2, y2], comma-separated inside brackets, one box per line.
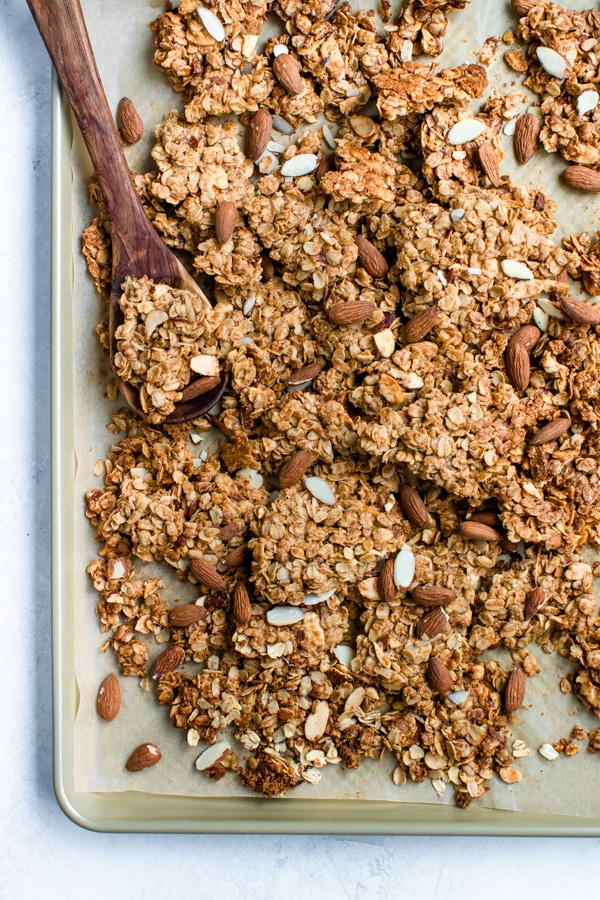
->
[273, 54, 303, 94]
[412, 585, 457, 607]
[125, 742, 162, 772]
[457, 521, 502, 542]
[403, 306, 439, 344]
[355, 236, 389, 278]
[106, 556, 131, 581]
[261, 251, 275, 282]
[398, 484, 429, 529]
[151, 645, 185, 679]
[478, 141, 501, 187]
[511, 0, 537, 14]
[180, 375, 221, 403]
[247, 109, 272, 161]
[233, 583, 252, 627]
[524, 586, 546, 620]
[416, 607, 450, 640]
[504, 668, 526, 712]
[378, 559, 397, 603]
[278, 449, 313, 487]
[214, 200, 238, 244]
[560, 295, 600, 326]
[328, 300, 375, 326]
[500, 536, 519, 553]
[218, 523, 239, 542]
[470, 510, 501, 528]
[505, 340, 530, 391]
[97, 673, 121, 721]
[528, 418, 570, 446]
[168, 604, 207, 627]
[427, 658, 454, 693]
[224, 544, 248, 568]
[508, 324, 541, 352]
[316, 153, 336, 183]
[562, 166, 600, 193]
[514, 113, 541, 164]
[117, 97, 144, 144]
[287, 360, 323, 387]
[189, 558, 226, 590]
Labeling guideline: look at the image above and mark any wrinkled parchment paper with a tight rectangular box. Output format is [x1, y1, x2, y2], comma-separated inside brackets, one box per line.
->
[72, 0, 600, 815]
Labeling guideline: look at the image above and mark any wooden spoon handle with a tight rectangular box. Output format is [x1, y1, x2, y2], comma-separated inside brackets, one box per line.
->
[27, 0, 144, 238]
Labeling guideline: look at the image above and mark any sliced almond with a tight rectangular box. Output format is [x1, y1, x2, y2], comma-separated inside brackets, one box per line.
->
[151, 645, 185, 679]
[403, 306, 439, 344]
[196, 7, 225, 42]
[560, 295, 600, 326]
[562, 166, 600, 192]
[266, 606, 304, 626]
[393, 545, 415, 589]
[169, 604, 207, 627]
[501, 259, 534, 280]
[577, 90, 599, 116]
[195, 741, 231, 771]
[189, 558, 226, 590]
[304, 476, 335, 506]
[514, 113, 541, 164]
[427, 658, 454, 693]
[117, 97, 144, 144]
[286, 360, 323, 387]
[125, 742, 162, 772]
[398, 484, 429, 529]
[214, 200, 238, 244]
[304, 700, 329, 740]
[180, 375, 221, 403]
[447, 118, 486, 145]
[328, 300, 375, 325]
[278, 449, 313, 487]
[416, 608, 450, 640]
[528, 418, 570, 446]
[355, 236, 388, 278]
[477, 141, 501, 187]
[97, 673, 121, 721]
[233, 583, 252, 627]
[457, 521, 502, 542]
[504, 668, 526, 712]
[412, 585, 457, 607]
[281, 154, 319, 177]
[378, 559, 397, 603]
[273, 53, 303, 95]
[536, 46, 571, 80]
[247, 109, 272, 161]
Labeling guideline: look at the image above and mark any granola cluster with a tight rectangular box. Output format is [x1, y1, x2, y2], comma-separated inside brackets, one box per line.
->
[82, 0, 600, 805]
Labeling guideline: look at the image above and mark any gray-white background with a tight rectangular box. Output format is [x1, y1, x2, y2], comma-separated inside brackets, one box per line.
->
[2, 0, 600, 897]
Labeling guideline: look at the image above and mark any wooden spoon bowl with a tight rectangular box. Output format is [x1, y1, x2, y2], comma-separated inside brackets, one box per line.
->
[27, 0, 227, 424]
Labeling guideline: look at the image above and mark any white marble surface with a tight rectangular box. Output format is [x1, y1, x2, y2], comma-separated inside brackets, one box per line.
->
[2, 1, 600, 896]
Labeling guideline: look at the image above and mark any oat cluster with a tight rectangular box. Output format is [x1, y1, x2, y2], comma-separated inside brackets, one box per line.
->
[83, 0, 600, 804]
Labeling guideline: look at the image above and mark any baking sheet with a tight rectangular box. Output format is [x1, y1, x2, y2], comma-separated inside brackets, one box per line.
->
[67, 0, 600, 818]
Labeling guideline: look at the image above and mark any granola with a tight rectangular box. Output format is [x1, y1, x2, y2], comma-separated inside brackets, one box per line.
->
[80, 0, 600, 807]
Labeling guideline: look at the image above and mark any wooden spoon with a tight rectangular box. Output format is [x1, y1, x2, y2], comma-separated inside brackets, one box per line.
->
[27, 0, 227, 424]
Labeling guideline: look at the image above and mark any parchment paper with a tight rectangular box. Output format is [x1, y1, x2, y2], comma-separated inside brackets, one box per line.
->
[72, 0, 600, 815]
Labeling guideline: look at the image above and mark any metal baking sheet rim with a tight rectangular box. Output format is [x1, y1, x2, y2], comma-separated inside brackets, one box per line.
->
[50, 73, 600, 836]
